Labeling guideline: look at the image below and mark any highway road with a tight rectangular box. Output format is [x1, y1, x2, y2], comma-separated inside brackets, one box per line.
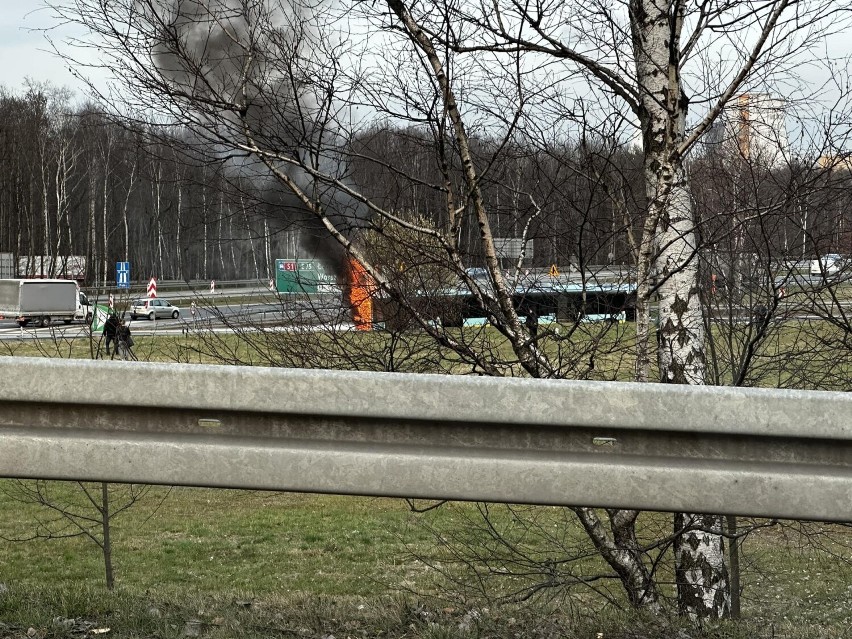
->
[2, 271, 850, 342]
[0, 292, 352, 341]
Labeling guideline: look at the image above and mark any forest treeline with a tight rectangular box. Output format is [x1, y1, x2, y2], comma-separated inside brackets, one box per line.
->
[1, 83, 850, 286]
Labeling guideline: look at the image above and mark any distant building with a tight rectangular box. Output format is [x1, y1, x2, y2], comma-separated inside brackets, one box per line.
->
[816, 153, 852, 172]
[707, 93, 789, 169]
[730, 93, 789, 168]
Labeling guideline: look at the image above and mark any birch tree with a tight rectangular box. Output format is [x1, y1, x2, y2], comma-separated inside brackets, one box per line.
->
[378, 0, 850, 618]
[48, 0, 852, 621]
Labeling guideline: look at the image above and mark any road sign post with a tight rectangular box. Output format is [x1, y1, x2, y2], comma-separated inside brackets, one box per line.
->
[275, 259, 336, 293]
[116, 262, 131, 289]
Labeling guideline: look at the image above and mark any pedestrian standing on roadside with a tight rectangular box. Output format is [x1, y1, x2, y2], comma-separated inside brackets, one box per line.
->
[116, 319, 135, 360]
[103, 312, 119, 358]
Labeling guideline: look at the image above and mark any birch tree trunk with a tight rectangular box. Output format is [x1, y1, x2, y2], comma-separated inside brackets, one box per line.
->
[263, 218, 270, 279]
[122, 157, 137, 264]
[229, 214, 237, 278]
[40, 142, 51, 267]
[243, 196, 260, 280]
[630, 0, 729, 618]
[203, 188, 209, 280]
[88, 169, 97, 286]
[53, 147, 64, 265]
[100, 131, 114, 286]
[174, 158, 183, 280]
[53, 134, 78, 268]
[218, 190, 226, 276]
[153, 161, 164, 277]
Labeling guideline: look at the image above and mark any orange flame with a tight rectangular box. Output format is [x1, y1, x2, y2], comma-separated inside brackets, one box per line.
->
[347, 258, 375, 331]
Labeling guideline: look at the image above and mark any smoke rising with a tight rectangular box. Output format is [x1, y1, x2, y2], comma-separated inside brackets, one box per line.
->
[150, 0, 366, 277]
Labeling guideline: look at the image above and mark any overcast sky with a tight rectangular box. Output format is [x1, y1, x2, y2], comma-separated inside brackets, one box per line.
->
[3, 0, 850, 133]
[0, 1, 96, 95]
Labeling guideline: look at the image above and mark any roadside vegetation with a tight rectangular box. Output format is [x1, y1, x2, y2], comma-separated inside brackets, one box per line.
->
[3, 0, 852, 629]
[0, 485, 851, 638]
[2, 332, 852, 637]
[6, 311, 852, 390]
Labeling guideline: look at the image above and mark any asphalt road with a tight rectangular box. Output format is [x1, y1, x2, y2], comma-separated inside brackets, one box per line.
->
[2, 273, 850, 342]
[0, 292, 350, 341]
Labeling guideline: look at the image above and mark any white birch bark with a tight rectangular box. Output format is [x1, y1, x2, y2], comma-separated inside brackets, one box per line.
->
[88, 169, 97, 285]
[153, 161, 164, 278]
[202, 188, 209, 280]
[175, 161, 183, 280]
[101, 153, 110, 286]
[218, 191, 226, 276]
[263, 218, 270, 279]
[122, 157, 137, 263]
[242, 196, 260, 280]
[53, 146, 64, 263]
[674, 513, 730, 619]
[631, 0, 729, 618]
[40, 142, 51, 265]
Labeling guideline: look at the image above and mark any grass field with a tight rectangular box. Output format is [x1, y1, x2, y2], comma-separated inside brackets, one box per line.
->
[1, 327, 852, 637]
[0, 484, 850, 638]
[4, 315, 851, 389]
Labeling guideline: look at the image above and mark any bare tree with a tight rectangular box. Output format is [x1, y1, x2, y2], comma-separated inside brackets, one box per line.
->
[374, 0, 852, 618]
[0, 480, 161, 591]
[46, 0, 852, 621]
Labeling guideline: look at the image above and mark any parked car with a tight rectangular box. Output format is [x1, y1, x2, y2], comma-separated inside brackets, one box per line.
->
[129, 298, 181, 320]
[809, 254, 843, 277]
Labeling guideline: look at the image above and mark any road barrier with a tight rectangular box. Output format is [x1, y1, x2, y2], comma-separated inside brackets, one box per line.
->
[0, 356, 850, 521]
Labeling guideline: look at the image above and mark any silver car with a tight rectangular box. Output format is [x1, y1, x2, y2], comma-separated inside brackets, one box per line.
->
[129, 298, 181, 320]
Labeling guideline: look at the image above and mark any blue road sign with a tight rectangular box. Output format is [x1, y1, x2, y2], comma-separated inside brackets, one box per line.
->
[116, 261, 131, 289]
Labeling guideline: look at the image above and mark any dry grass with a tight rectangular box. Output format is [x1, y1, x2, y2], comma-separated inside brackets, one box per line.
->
[1, 326, 851, 637]
[0, 485, 850, 638]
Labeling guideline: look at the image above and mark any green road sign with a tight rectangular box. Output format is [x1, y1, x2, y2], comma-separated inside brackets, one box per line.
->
[275, 259, 337, 293]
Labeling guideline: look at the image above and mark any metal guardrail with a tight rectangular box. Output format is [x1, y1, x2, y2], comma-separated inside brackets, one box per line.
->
[0, 356, 850, 521]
